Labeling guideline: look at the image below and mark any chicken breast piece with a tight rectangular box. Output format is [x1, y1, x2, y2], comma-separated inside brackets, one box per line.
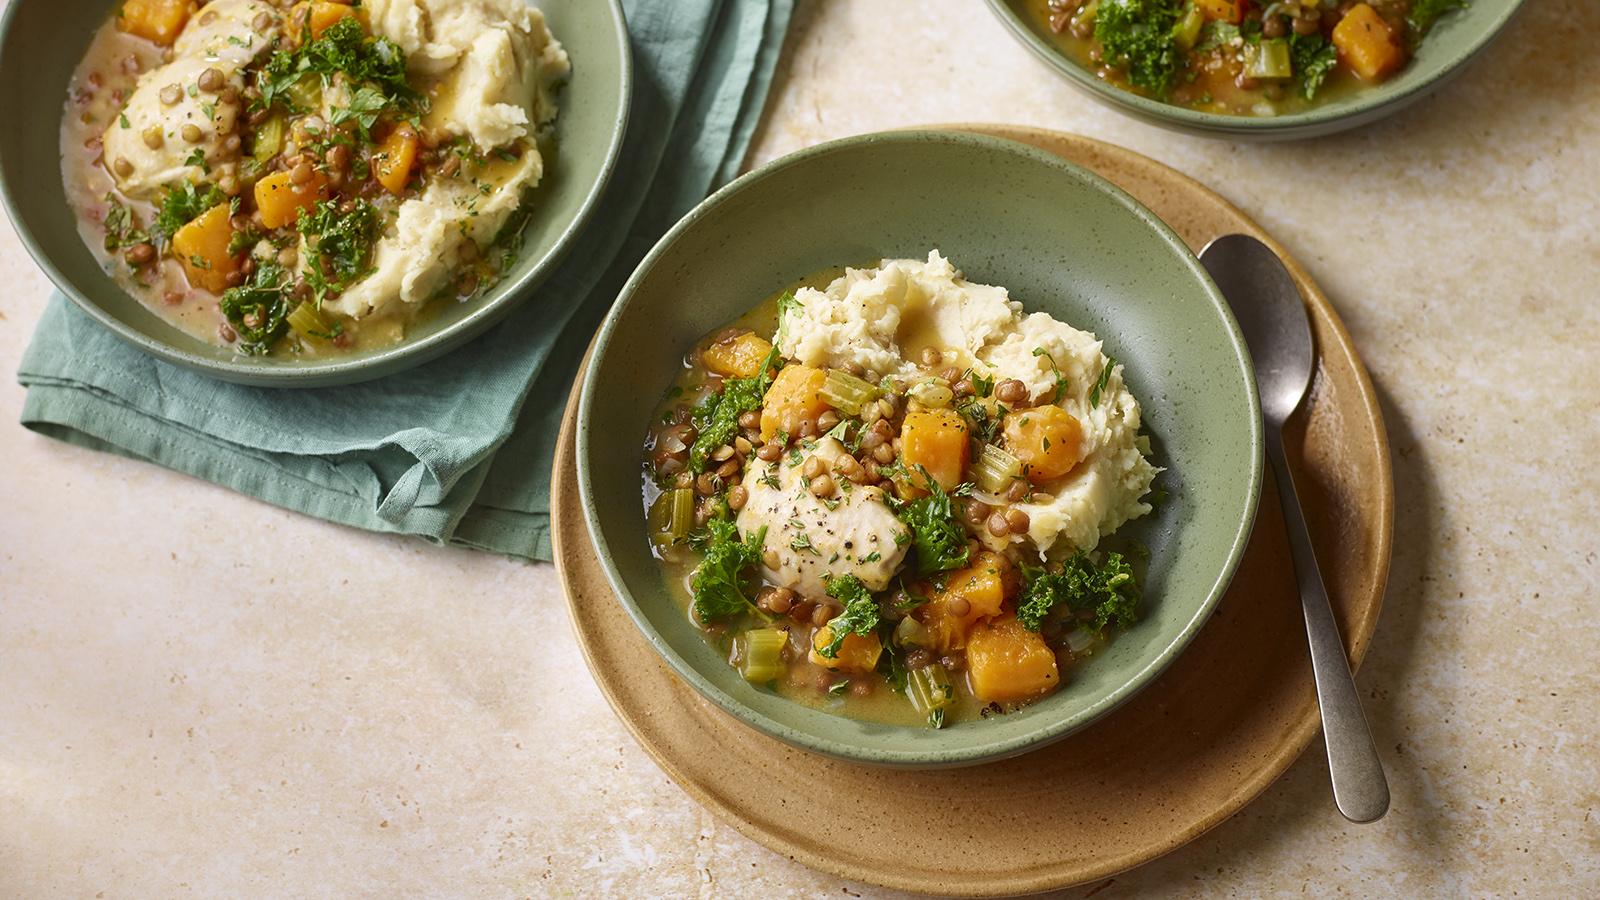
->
[736, 437, 909, 600]
[101, 0, 280, 199]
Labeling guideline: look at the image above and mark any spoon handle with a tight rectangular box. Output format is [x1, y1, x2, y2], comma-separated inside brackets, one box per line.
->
[1266, 431, 1390, 823]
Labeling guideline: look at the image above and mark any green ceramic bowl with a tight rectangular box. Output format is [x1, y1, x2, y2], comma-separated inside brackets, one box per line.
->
[0, 0, 630, 386]
[578, 130, 1264, 767]
[983, 0, 1524, 139]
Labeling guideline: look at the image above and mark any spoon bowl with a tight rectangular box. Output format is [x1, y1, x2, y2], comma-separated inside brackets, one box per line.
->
[1200, 234, 1314, 424]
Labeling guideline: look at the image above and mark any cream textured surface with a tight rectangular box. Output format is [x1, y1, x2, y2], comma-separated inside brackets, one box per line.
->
[2, 0, 1597, 896]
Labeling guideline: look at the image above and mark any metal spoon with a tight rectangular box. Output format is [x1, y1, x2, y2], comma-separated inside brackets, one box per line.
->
[1200, 233, 1390, 824]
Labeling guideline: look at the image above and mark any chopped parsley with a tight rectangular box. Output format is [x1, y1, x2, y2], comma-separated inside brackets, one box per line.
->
[1033, 347, 1069, 404]
[259, 17, 423, 129]
[1289, 33, 1338, 100]
[184, 147, 209, 173]
[295, 199, 380, 303]
[687, 517, 768, 622]
[219, 261, 293, 355]
[1090, 357, 1117, 409]
[152, 180, 224, 246]
[101, 196, 150, 251]
[816, 574, 880, 659]
[1016, 552, 1140, 634]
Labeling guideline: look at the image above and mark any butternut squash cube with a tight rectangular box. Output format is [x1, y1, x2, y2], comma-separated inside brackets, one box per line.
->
[254, 169, 327, 229]
[759, 364, 829, 441]
[117, 0, 195, 46]
[966, 615, 1061, 703]
[1003, 405, 1085, 484]
[372, 125, 419, 195]
[1194, 0, 1242, 24]
[702, 332, 774, 379]
[900, 409, 969, 492]
[286, 1, 358, 43]
[810, 625, 883, 675]
[1332, 4, 1404, 81]
[171, 204, 238, 293]
[917, 551, 1017, 652]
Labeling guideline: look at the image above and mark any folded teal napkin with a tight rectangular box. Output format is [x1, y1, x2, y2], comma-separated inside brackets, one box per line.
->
[17, 0, 793, 562]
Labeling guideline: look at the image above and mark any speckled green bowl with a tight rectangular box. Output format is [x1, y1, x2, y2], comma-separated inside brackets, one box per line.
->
[984, 0, 1524, 140]
[0, 0, 630, 386]
[577, 130, 1264, 767]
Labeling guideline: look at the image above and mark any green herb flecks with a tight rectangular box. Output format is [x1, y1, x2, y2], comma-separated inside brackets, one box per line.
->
[1032, 347, 1070, 404]
[219, 261, 293, 355]
[1407, 0, 1469, 36]
[101, 195, 150, 252]
[1289, 33, 1338, 100]
[153, 181, 225, 247]
[295, 199, 380, 303]
[1090, 357, 1117, 409]
[259, 17, 423, 130]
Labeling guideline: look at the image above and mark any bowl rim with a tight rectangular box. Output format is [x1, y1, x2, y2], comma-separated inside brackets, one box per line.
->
[980, 0, 1526, 136]
[0, 0, 632, 386]
[576, 128, 1265, 767]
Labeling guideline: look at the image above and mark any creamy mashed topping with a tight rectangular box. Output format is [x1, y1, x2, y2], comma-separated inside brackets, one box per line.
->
[777, 251, 1159, 556]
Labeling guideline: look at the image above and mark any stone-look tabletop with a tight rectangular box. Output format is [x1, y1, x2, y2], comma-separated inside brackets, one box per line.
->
[3, 1, 1596, 896]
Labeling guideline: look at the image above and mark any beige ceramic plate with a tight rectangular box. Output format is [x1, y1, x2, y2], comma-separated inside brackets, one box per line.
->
[552, 126, 1393, 896]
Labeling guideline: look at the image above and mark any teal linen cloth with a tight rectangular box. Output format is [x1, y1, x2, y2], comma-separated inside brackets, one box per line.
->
[16, 0, 794, 562]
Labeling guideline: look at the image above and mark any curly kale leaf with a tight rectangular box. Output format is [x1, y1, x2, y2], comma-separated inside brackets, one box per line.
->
[689, 517, 768, 622]
[1094, 0, 1186, 98]
[1017, 551, 1141, 634]
[1408, 0, 1469, 36]
[817, 574, 880, 659]
[892, 466, 970, 577]
[688, 346, 781, 472]
[219, 262, 293, 355]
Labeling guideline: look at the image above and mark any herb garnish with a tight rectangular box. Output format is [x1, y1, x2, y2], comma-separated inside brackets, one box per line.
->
[816, 574, 880, 659]
[219, 261, 293, 354]
[891, 466, 970, 576]
[687, 517, 768, 622]
[1089, 357, 1117, 408]
[1016, 552, 1140, 634]
[688, 347, 781, 472]
[295, 198, 379, 303]
[1094, 0, 1185, 98]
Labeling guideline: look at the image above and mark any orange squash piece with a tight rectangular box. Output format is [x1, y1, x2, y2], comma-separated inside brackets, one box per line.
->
[809, 625, 883, 675]
[1332, 4, 1404, 81]
[1194, 0, 1242, 24]
[254, 169, 328, 229]
[917, 551, 1017, 652]
[372, 125, 420, 195]
[1003, 405, 1086, 484]
[171, 204, 238, 293]
[117, 0, 195, 46]
[899, 409, 969, 492]
[702, 332, 774, 379]
[966, 615, 1061, 703]
[286, 1, 359, 43]
[759, 364, 829, 441]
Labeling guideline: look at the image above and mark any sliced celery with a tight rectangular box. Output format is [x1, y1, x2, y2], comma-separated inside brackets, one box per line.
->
[737, 628, 788, 683]
[1172, 2, 1205, 50]
[285, 73, 322, 112]
[972, 443, 1023, 495]
[667, 487, 696, 542]
[907, 664, 955, 720]
[821, 369, 881, 416]
[1246, 39, 1292, 80]
[893, 616, 931, 649]
[252, 113, 285, 167]
[286, 301, 330, 339]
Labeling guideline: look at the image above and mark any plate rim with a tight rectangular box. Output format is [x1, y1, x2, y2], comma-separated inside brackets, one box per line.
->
[555, 125, 1394, 895]
[979, 0, 1527, 138]
[574, 127, 1265, 767]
